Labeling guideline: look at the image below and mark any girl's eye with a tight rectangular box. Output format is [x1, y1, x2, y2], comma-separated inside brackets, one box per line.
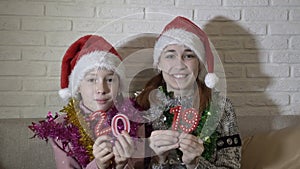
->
[87, 78, 97, 83]
[165, 54, 175, 59]
[84, 75, 97, 83]
[107, 78, 113, 83]
[183, 54, 196, 59]
[106, 76, 114, 83]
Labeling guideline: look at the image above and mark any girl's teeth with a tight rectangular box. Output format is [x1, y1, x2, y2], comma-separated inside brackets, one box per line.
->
[173, 74, 186, 78]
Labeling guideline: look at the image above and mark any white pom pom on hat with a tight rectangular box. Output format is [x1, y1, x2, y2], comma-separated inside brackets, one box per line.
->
[58, 88, 71, 101]
[59, 35, 122, 101]
[205, 73, 219, 89]
[153, 16, 219, 88]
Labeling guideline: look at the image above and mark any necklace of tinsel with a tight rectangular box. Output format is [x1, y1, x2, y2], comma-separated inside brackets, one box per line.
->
[29, 98, 140, 167]
[152, 85, 220, 161]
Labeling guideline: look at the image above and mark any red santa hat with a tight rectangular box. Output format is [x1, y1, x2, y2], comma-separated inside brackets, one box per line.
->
[59, 35, 122, 101]
[153, 16, 218, 88]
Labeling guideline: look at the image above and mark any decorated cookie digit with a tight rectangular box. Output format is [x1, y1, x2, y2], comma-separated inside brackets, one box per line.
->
[111, 114, 131, 137]
[170, 106, 181, 130]
[170, 107, 200, 133]
[89, 110, 112, 137]
[179, 108, 200, 133]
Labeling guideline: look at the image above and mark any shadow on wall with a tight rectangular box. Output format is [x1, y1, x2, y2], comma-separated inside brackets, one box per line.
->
[114, 17, 299, 138]
[202, 16, 281, 137]
[115, 33, 159, 98]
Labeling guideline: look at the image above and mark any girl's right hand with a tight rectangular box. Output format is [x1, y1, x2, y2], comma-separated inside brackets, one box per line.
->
[93, 135, 114, 169]
[148, 130, 180, 163]
[113, 131, 135, 169]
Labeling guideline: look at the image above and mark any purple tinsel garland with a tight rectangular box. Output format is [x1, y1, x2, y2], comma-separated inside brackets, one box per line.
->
[29, 99, 141, 168]
[29, 112, 91, 167]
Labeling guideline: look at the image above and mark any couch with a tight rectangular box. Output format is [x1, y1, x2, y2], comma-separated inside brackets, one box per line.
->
[238, 116, 300, 169]
[1, 115, 300, 169]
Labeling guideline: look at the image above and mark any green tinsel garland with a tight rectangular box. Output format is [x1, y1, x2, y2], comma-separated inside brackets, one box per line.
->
[158, 86, 220, 160]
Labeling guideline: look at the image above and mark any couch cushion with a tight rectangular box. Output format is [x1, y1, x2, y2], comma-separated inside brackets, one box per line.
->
[241, 124, 300, 169]
[0, 118, 56, 169]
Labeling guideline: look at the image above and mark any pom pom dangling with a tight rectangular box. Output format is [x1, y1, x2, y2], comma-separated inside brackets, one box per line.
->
[59, 88, 72, 101]
[204, 73, 219, 89]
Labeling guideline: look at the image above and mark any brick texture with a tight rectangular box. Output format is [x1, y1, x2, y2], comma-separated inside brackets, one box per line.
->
[0, 0, 299, 119]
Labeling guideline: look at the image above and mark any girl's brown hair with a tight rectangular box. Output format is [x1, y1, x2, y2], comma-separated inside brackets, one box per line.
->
[135, 73, 211, 113]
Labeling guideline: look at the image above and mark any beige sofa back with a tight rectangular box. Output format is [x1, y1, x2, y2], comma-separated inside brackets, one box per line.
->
[1, 116, 300, 169]
[0, 119, 55, 169]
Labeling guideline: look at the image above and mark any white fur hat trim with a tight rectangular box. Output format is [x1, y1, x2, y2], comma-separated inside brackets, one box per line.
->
[153, 28, 205, 68]
[59, 51, 122, 100]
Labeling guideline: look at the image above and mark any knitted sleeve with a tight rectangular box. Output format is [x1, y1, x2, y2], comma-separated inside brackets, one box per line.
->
[196, 98, 242, 169]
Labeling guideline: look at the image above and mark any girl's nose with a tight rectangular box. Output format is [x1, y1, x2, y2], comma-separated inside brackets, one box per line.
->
[174, 56, 186, 69]
[96, 81, 108, 95]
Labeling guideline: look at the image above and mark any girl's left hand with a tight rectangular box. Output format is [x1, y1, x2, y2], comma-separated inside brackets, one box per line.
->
[178, 132, 204, 168]
[113, 131, 134, 169]
[93, 135, 114, 169]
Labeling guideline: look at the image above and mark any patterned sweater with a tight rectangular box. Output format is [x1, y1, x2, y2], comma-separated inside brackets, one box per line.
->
[149, 98, 242, 169]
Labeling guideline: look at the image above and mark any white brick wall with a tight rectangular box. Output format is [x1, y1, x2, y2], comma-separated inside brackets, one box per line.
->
[0, 0, 299, 118]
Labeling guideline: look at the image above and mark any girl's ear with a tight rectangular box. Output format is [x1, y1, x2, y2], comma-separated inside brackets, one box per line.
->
[77, 87, 81, 94]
